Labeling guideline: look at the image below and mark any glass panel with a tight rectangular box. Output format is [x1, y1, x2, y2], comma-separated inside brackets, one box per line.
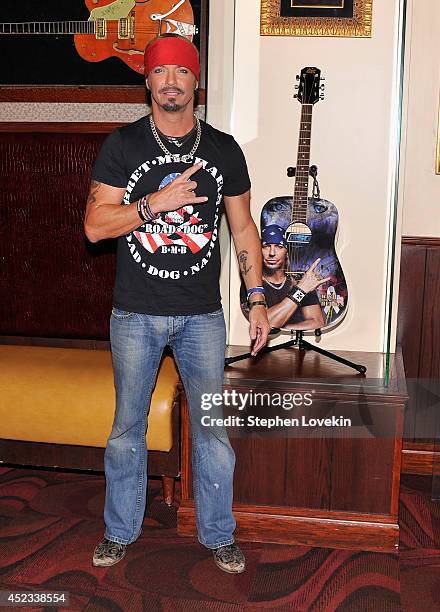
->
[383, 0, 409, 386]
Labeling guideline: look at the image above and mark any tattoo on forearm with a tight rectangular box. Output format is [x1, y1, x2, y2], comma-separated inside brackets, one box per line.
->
[238, 250, 253, 276]
[87, 180, 102, 206]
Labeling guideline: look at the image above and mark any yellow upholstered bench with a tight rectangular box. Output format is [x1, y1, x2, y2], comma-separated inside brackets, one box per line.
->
[0, 345, 181, 504]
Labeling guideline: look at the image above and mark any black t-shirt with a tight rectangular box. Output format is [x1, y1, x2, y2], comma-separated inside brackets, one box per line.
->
[92, 116, 251, 315]
[240, 277, 320, 325]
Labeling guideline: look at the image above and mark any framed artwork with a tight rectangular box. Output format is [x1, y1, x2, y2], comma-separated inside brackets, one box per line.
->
[260, 0, 372, 38]
[0, 0, 208, 103]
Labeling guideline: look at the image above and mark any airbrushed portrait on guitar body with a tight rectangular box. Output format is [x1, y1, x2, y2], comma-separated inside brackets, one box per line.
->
[240, 67, 349, 335]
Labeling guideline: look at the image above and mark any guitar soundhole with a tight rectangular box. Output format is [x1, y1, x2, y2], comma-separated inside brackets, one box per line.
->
[285, 222, 312, 246]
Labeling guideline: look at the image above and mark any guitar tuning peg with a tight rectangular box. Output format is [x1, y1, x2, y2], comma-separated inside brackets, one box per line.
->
[296, 75, 300, 80]
[320, 84, 325, 90]
[321, 76, 326, 81]
[294, 94, 298, 98]
[294, 85, 299, 89]
[319, 94, 325, 100]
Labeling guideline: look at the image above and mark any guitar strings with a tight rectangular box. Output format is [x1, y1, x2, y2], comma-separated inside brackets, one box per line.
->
[0, 24, 195, 34]
[289, 102, 314, 284]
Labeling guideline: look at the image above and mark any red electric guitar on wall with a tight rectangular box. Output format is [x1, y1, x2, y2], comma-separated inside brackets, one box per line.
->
[0, 0, 196, 74]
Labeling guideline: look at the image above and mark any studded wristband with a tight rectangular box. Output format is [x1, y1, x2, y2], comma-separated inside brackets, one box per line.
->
[286, 287, 307, 306]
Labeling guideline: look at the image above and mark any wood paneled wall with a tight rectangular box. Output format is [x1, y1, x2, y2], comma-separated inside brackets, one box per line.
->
[398, 237, 440, 473]
[0, 128, 117, 340]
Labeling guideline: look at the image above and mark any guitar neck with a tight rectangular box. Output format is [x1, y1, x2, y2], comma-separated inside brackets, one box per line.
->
[0, 22, 95, 35]
[293, 104, 313, 223]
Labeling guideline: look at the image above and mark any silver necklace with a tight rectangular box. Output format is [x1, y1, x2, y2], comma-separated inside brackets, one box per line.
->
[159, 126, 196, 148]
[263, 276, 287, 290]
[149, 114, 201, 163]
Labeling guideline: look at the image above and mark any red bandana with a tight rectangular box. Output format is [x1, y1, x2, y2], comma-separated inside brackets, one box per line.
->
[144, 37, 200, 81]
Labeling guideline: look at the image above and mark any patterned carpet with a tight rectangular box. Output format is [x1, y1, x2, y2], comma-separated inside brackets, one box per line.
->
[0, 467, 438, 611]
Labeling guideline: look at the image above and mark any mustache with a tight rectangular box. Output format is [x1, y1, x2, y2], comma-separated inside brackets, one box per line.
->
[160, 87, 184, 95]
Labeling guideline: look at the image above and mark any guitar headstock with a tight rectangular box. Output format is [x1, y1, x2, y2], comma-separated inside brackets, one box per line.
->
[294, 67, 325, 105]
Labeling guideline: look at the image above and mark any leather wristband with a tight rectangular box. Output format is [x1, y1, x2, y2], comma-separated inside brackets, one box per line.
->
[248, 299, 267, 310]
[137, 199, 148, 223]
[286, 287, 307, 306]
[137, 195, 159, 223]
[145, 197, 159, 221]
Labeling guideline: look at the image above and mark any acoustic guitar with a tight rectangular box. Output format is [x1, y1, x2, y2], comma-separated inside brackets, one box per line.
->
[244, 67, 348, 331]
[0, 0, 196, 74]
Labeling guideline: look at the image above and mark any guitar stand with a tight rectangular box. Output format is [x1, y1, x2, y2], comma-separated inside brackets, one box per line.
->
[225, 330, 367, 375]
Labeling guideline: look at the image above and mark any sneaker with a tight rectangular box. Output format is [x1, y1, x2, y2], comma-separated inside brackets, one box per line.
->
[92, 537, 126, 567]
[213, 543, 246, 574]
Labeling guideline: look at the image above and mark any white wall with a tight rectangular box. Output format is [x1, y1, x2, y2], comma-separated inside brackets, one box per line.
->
[205, 0, 236, 331]
[401, 0, 440, 237]
[227, 0, 405, 352]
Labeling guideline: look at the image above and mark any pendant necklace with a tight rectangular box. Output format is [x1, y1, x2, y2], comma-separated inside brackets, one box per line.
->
[149, 114, 201, 163]
[263, 276, 287, 290]
[158, 125, 196, 148]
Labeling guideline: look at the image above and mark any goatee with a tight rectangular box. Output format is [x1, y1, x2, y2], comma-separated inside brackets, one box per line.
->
[263, 265, 278, 278]
[162, 102, 183, 113]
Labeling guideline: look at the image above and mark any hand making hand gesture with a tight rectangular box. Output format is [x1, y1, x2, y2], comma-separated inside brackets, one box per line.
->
[297, 258, 331, 293]
[149, 163, 208, 214]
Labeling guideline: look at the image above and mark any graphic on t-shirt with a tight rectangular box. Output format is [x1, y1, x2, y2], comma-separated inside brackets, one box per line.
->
[91, 118, 251, 313]
[122, 154, 223, 281]
[133, 172, 212, 255]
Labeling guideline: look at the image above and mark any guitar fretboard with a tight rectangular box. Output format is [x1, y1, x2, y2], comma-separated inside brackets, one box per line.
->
[0, 22, 95, 35]
[293, 104, 313, 224]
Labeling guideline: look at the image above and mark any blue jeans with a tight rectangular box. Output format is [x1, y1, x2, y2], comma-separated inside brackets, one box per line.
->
[103, 307, 236, 549]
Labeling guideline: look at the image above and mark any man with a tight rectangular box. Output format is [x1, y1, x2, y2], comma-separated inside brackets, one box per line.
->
[241, 225, 327, 330]
[84, 34, 270, 574]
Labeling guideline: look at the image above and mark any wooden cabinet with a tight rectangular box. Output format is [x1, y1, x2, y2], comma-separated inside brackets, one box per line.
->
[177, 347, 406, 553]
